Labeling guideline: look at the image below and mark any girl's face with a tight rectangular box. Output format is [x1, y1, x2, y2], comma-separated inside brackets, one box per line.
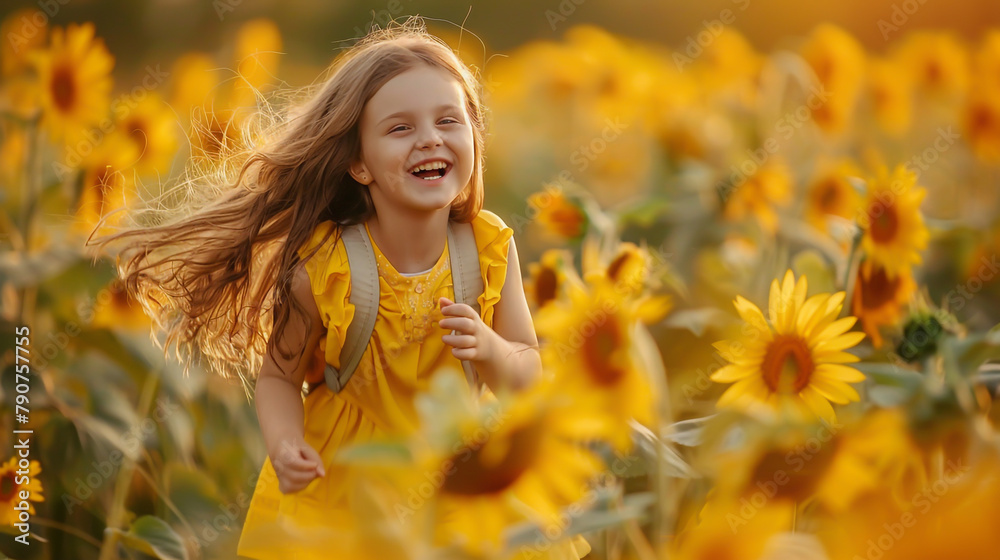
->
[352, 64, 475, 216]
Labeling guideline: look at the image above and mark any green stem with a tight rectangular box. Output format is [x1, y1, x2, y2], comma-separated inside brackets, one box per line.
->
[98, 369, 161, 560]
[31, 516, 103, 549]
[841, 232, 863, 318]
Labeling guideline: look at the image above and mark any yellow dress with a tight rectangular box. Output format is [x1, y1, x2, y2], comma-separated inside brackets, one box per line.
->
[237, 210, 590, 560]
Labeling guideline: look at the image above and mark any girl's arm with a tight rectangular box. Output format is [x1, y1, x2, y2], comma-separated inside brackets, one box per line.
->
[255, 265, 327, 493]
[440, 237, 542, 393]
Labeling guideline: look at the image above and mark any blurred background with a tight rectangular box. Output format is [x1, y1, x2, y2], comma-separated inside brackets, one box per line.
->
[3, 0, 1000, 558]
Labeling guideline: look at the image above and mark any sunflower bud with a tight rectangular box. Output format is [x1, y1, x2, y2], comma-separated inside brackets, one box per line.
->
[896, 313, 943, 363]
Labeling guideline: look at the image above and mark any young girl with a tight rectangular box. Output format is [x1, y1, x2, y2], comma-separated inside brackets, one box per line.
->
[87, 17, 589, 560]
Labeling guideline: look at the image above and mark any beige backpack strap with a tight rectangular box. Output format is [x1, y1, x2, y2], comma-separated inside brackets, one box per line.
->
[448, 221, 483, 387]
[323, 222, 379, 393]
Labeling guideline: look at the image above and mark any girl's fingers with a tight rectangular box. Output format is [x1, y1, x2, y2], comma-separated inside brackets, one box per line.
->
[298, 444, 326, 477]
[440, 300, 473, 318]
[442, 334, 477, 348]
[438, 317, 475, 332]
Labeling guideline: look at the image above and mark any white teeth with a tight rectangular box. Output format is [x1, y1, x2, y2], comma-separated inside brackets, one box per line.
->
[409, 161, 449, 173]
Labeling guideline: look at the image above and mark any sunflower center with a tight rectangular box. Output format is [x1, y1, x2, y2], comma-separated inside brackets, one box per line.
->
[607, 252, 629, 282]
[859, 266, 901, 309]
[0, 471, 16, 502]
[535, 267, 558, 308]
[817, 179, 840, 211]
[761, 334, 815, 394]
[52, 65, 76, 112]
[441, 422, 542, 496]
[867, 202, 899, 243]
[582, 319, 627, 386]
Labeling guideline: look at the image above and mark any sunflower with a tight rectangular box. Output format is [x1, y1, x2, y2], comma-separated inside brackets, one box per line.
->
[533, 279, 670, 451]
[0, 457, 44, 526]
[723, 161, 793, 235]
[230, 18, 283, 109]
[109, 92, 179, 177]
[424, 381, 604, 555]
[852, 261, 917, 348]
[582, 237, 651, 297]
[711, 270, 866, 423]
[866, 58, 913, 136]
[1, 9, 47, 118]
[168, 52, 219, 121]
[74, 135, 139, 236]
[91, 279, 151, 331]
[963, 87, 1000, 164]
[810, 408, 927, 514]
[672, 497, 793, 560]
[804, 160, 863, 236]
[799, 24, 866, 133]
[893, 30, 970, 99]
[29, 22, 113, 145]
[973, 30, 1000, 92]
[524, 249, 579, 312]
[527, 189, 587, 240]
[858, 164, 929, 280]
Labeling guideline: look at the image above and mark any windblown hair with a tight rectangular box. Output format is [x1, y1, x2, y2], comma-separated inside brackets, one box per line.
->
[84, 16, 488, 393]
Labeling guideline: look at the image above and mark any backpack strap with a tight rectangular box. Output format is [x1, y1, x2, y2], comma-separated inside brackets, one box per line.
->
[447, 220, 483, 388]
[322, 223, 379, 393]
[321, 220, 482, 394]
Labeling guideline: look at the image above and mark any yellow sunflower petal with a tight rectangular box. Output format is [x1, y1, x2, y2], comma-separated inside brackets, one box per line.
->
[814, 363, 866, 382]
[711, 364, 755, 383]
[799, 386, 838, 423]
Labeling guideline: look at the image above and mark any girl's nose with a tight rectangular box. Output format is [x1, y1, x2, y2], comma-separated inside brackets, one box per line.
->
[416, 127, 443, 149]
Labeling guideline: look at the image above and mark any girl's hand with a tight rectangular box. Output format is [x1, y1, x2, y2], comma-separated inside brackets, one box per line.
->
[439, 296, 494, 362]
[270, 437, 325, 495]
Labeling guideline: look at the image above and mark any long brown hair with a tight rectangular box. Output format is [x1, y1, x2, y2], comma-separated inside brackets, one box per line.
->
[84, 16, 488, 392]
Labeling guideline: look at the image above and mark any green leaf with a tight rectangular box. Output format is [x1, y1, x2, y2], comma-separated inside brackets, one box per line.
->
[75, 327, 154, 388]
[617, 195, 671, 228]
[661, 308, 729, 338]
[0, 244, 81, 287]
[114, 515, 189, 560]
[503, 491, 654, 550]
[629, 420, 696, 479]
[664, 414, 715, 447]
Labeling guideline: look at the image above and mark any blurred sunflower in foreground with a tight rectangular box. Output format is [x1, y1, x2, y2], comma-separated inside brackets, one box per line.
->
[711, 270, 866, 423]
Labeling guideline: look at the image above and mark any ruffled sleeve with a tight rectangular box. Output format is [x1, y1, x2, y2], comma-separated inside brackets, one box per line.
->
[470, 210, 514, 328]
[296, 221, 355, 383]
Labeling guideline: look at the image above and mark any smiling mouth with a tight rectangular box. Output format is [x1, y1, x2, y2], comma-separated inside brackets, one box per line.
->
[410, 164, 451, 181]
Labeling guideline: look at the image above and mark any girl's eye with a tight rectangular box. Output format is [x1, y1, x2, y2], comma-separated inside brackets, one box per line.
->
[390, 119, 460, 133]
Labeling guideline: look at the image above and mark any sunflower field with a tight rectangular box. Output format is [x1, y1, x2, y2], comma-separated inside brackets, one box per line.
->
[2, 2, 1000, 560]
